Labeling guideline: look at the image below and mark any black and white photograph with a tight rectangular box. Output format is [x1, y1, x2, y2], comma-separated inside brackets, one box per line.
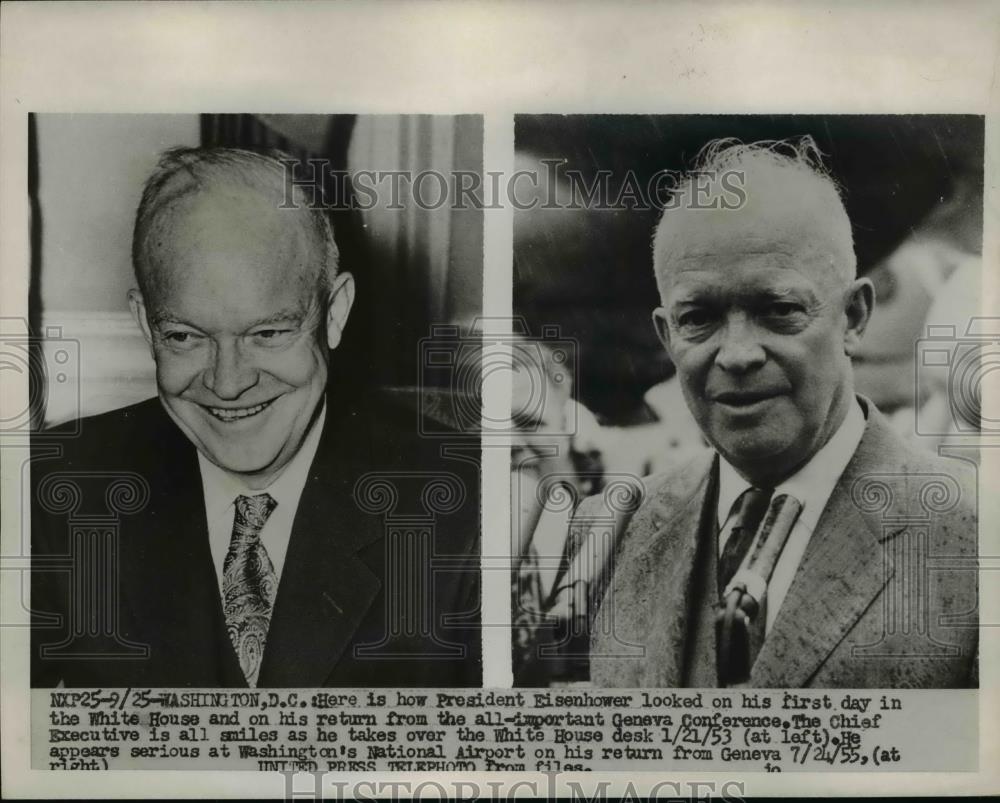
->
[511, 114, 984, 690]
[27, 113, 485, 688]
[2, 1, 998, 797]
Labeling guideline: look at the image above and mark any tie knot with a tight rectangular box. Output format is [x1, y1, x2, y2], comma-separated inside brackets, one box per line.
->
[234, 493, 277, 534]
[734, 486, 774, 531]
[718, 486, 774, 599]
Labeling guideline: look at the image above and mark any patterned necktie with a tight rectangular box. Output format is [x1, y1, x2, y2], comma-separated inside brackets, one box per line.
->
[717, 486, 774, 597]
[716, 493, 802, 687]
[223, 493, 278, 687]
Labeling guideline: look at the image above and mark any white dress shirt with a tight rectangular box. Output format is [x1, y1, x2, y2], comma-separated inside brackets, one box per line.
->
[198, 404, 326, 596]
[716, 399, 866, 632]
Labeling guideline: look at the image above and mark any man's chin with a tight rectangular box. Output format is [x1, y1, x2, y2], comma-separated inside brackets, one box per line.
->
[183, 427, 282, 476]
[715, 434, 799, 480]
[203, 446, 284, 478]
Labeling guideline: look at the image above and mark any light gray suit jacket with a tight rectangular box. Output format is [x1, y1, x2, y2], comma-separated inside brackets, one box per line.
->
[579, 399, 978, 688]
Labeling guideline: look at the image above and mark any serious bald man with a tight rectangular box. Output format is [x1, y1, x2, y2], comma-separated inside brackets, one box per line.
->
[31, 147, 481, 688]
[573, 138, 977, 688]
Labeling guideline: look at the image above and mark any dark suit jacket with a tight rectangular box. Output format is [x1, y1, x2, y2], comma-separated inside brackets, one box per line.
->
[580, 398, 978, 688]
[31, 391, 481, 687]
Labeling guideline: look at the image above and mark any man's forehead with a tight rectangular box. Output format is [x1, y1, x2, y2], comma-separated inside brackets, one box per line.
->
[149, 293, 317, 323]
[669, 228, 839, 265]
[141, 188, 327, 324]
[674, 198, 842, 250]
[663, 162, 851, 252]
[157, 183, 302, 248]
[666, 258, 824, 300]
[659, 185, 852, 296]
[145, 184, 318, 280]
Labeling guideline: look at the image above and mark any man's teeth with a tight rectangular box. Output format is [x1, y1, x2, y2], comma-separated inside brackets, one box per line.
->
[208, 400, 272, 421]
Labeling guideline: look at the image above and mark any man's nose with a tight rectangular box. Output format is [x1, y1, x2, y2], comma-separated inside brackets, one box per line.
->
[203, 339, 259, 400]
[714, 313, 766, 373]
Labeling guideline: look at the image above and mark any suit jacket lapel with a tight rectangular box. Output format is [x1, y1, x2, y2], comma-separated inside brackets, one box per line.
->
[751, 404, 905, 687]
[596, 452, 716, 687]
[646, 460, 717, 687]
[257, 396, 383, 687]
[120, 404, 241, 685]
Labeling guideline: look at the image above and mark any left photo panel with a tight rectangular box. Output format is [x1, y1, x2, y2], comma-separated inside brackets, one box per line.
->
[27, 113, 484, 688]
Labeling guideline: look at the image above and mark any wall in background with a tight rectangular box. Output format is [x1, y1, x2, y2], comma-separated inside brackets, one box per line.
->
[36, 115, 200, 424]
[37, 114, 201, 313]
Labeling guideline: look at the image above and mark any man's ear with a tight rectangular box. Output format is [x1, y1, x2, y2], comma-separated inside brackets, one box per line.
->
[128, 289, 155, 356]
[843, 277, 875, 357]
[325, 272, 355, 350]
[652, 307, 672, 355]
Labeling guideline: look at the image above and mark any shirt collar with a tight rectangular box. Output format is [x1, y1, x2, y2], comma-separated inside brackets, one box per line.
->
[198, 401, 327, 521]
[716, 397, 866, 529]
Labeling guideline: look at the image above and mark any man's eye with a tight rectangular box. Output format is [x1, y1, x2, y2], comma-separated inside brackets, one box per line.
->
[161, 331, 202, 347]
[250, 328, 295, 345]
[677, 309, 714, 329]
[765, 302, 803, 317]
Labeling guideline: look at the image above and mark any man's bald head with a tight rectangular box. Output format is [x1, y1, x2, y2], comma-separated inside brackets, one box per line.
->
[652, 136, 856, 302]
[132, 147, 339, 308]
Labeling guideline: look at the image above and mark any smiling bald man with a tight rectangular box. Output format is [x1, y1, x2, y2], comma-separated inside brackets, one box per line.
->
[574, 137, 978, 689]
[31, 147, 481, 688]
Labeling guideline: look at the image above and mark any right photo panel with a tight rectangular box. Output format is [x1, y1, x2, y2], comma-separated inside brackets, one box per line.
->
[510, 114, 983, 691]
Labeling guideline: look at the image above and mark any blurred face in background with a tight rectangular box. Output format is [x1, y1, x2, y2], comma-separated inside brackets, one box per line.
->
[130, 183, 353, 489]
[653, 169, 873, 486]
[509, 342, 577, 555]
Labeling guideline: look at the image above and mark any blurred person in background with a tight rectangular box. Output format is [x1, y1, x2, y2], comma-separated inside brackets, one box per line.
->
[509, 336, 608, 684]
[852, 171, 984, 448]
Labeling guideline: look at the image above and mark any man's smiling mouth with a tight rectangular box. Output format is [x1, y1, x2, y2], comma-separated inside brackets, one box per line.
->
[204, 399, 276, 422]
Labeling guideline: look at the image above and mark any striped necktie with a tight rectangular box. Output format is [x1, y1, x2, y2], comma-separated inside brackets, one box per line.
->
[716, 493, 802, 687]
[717, 486, 774, 598]
[223, 493, 278, 687]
